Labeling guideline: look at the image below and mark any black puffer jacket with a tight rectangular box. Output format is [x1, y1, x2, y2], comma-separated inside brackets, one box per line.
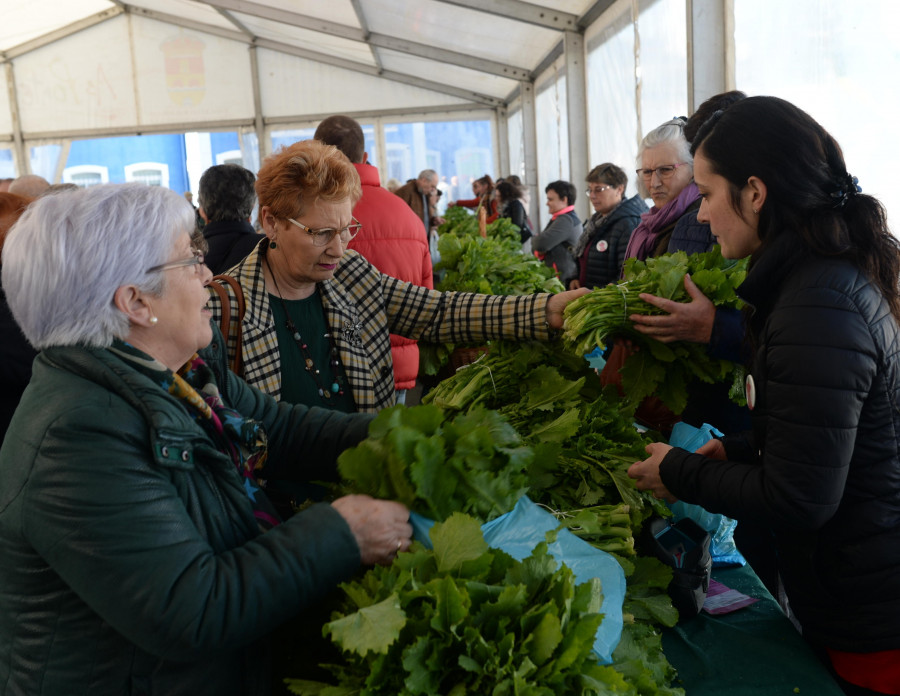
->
[574, 194, 647, 288]
[660, 236, 900, 652]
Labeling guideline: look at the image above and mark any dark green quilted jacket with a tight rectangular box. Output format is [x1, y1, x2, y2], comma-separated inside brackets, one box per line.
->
[0, 324, 372, 695]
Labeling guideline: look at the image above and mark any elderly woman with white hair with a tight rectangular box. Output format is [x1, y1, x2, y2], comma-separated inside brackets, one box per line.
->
[0, 183, 412, 695]
[623, 117, 707, 261]
[604, 114, 750, 438]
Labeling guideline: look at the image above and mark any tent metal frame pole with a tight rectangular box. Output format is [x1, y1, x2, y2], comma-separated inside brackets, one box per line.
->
[265, 104, 492, 126]
[248, 45, 266, 159]
[4, 63, 27, 176]
[496, 107, 510, 179]
[373, 116, 388, 181]
[519, 80, 539, 224]
[202, 0, 530, 80]
[348, 0, 383, 71]
[22, 119, 253, 141]
[563, 30, 589, 219]
[432, 0, 578, 30]
[0, 7, 124, 60]
[687, 0, 731, 113]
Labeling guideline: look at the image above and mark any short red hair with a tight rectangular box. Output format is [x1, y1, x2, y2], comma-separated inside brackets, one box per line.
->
[255, 139, 361, 220]
[0, 192, 34, 260]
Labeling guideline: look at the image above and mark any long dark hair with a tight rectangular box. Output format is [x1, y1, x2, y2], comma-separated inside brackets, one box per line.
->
[692, 96, 900, 321]
[495, 180, 523, 204]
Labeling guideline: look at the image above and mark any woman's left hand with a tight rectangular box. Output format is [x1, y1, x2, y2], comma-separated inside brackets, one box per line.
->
[628, 442, 677, 502]
[629, 274, 715, 343]
[546, 287, 590, 329]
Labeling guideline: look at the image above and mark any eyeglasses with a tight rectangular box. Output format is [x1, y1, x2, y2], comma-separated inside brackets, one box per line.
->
[286, 217, 362, 247]
[147, 248, 205, 274]
[636, 163, 689, 182]
[586, 185, 613, 196]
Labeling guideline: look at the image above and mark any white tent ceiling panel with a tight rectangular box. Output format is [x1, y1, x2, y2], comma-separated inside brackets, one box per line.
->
[0, 0, 112, 52]
[376, 48, 516, 99]
[131, 16, 255, 126]
[0, 68, 11, 135]
[257, 48, 468, 118]
[124, 0, 238, 32]
[362, 0, 558, 71]
[231, 13, 376, 66]
[13, 17, 138, 134]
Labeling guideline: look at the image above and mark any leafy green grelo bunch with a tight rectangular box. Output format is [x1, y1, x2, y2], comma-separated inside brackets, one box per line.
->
[286, 514, 658, 696]
[435, 232, 564, 295]
[437, 204, 522, 244]
[422, 341, 669, 558]
[562, 247, 749, 413]
[337, 404, 531, 523]
[436, 204, 478, 237]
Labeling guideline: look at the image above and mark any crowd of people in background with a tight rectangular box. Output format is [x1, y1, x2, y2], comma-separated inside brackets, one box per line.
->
[1, 91, 899, 696]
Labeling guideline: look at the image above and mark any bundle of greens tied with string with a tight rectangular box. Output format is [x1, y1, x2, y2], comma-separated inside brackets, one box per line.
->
[563, 247, 750, 414]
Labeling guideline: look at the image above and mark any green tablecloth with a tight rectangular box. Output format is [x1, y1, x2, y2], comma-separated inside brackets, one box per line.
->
[662, 566, 845, 695]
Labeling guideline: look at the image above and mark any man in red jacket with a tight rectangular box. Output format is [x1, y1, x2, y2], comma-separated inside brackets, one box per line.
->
[314, 115, 434, 404]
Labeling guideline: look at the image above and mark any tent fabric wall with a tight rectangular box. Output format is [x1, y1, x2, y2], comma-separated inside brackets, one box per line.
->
[133, 16, 256, 127]
[14, 18, 139, 135]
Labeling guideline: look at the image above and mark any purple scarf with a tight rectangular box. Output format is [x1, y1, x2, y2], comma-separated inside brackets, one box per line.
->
[623, 182, 699, 263]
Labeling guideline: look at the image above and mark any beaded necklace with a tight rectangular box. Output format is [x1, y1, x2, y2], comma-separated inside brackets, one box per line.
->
[265, 257, 346, 401]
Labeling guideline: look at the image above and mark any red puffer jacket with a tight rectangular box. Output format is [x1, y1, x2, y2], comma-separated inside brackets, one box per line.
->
[348, 163, 434, 390]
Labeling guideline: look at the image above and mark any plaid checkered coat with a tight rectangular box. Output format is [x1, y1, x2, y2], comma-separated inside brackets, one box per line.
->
[208, 240, 556, 412]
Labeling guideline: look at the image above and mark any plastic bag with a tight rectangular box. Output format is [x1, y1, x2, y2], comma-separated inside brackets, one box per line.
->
[411, 496, 626, 664]
[668, 422, 746, 567]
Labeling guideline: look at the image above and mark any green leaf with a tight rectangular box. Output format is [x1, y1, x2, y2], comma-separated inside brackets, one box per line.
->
[527, 611, 564, 665]
[402, 636, 441, 694]
[428, 575, 470, 633]
[431, 513, 489, 573]
[324, 593, 406, 656]
[627, 593, 680, 627]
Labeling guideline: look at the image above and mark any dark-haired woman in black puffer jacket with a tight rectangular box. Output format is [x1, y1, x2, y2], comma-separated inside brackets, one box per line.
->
[628, 96, 900, 696]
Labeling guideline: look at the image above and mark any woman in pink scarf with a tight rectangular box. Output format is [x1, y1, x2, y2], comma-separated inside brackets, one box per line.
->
[623, 117, 701, 262]
[606, 117, 711, 434]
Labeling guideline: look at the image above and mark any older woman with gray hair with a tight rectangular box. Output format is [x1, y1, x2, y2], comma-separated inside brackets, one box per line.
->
[0, 183, 412, 695]
[623, 117, 704, 261]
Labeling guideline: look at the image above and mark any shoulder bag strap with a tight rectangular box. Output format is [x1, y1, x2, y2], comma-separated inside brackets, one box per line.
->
[209, 274, 246, 375]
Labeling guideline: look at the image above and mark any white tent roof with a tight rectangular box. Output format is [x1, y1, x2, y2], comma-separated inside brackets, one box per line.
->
[0, 0, 606, 141]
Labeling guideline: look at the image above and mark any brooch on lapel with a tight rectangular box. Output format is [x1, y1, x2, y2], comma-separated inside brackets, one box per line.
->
[342, 318, 364, 347]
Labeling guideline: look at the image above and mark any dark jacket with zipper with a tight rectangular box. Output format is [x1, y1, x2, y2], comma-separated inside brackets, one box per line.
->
[576, 194, 647, 289]
[660, 236, 900, 652]
[0, 322, 372, 695]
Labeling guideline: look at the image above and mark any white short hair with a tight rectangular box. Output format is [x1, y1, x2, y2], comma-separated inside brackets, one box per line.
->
[1, 183, 194, 349]
[636, 118, 693, 200]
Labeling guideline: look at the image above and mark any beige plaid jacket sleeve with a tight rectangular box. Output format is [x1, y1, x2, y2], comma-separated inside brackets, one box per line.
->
[208, 243, 555, 412]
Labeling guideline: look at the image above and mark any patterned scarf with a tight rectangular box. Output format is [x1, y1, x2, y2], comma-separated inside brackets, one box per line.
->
[110, 340, 280, 530]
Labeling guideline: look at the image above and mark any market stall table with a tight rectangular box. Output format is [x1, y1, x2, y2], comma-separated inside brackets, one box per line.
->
[662, 565, 844, 695]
